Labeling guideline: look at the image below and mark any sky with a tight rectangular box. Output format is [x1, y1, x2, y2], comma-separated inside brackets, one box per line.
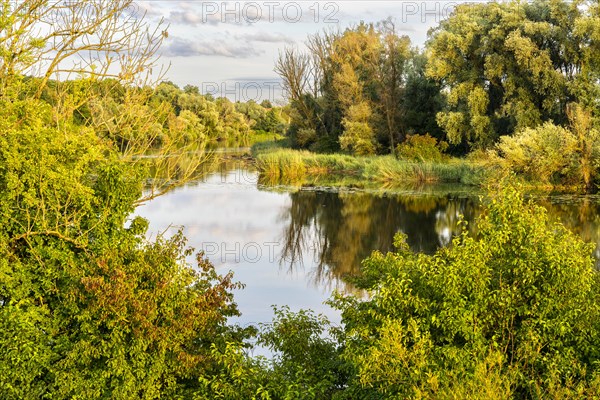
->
[136, 0, 468, 102]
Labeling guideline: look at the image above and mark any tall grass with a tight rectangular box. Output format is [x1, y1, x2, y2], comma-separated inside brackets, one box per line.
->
[364, 157, 485, 184]
[255, 149, 489, 187]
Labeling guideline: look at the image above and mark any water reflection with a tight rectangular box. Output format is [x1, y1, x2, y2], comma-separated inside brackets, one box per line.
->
[537, 196, 600, 262]
[275, 188, 600, 290]
[137, 155, 600, 325]
[277, 190, 480, 289]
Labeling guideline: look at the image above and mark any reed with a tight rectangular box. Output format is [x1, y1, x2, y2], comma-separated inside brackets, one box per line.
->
[255, 149, 489, 187]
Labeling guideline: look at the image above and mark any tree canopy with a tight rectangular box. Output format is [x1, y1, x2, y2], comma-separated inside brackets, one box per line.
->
[427, 0, 600, 148]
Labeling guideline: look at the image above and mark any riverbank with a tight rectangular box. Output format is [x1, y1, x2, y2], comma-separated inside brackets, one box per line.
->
[251, 141, 593, 193]
[252, 141, 490, 189]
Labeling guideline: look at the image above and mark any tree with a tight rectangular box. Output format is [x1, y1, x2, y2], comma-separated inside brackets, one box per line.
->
[276, 22, 442, 155]
[496, 122, 578, 185]
[340, 101, 377, 155]
[402, 51, 445, 142]
[0, 0, 167, 97]
[426, 0, 600, 149]
[567, 103, 600, 192]
[375, 19, 411, 155]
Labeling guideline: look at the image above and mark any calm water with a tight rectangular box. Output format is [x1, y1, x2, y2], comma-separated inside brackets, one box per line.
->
[135, 158, 600, 327]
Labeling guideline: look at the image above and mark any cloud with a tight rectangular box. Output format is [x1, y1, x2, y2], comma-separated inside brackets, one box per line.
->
[168, 9, 219, 26]
[166, 2, 248, 27]
[237, 31, 295, 44]
[161, 36, 264, 58]
[228, 76, 283, 82]
[135, 1, 165, 18]
[160, 29, 294, 58]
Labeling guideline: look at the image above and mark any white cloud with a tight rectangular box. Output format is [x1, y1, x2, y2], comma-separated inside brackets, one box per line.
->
[161, 35, 264, 58]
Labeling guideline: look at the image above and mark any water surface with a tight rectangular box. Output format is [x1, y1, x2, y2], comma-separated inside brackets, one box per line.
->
[135, 159, 600, 327]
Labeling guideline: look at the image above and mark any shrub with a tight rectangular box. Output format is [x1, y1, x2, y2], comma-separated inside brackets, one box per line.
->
[332, 181, 600, 398]
[496, 122, 578, 185]
[397, 134, 448, 162]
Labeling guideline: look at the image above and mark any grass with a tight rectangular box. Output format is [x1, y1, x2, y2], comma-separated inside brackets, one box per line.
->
[247, 130, 286, 145]
[253, 147, 491, 188]
[252, 142, 592, 193]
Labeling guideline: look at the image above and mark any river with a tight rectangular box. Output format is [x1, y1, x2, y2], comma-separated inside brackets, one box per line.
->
[135, 151, 600, 330]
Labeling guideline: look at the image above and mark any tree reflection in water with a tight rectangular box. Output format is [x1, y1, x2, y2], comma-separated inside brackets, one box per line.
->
[276, 189, 600, 291]
[278, 190, 479, 290]
[537, 196, 600, 264]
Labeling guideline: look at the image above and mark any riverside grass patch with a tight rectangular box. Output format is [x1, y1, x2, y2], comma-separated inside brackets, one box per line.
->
[254, 148, 488, 187]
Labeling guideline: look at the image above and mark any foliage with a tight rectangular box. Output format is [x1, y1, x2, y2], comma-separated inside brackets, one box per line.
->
[191, 307, 352, 400]
[257, 307, 348, 399]
[331, 181, 600, 398]
[397, 134, 448, 162]
[495, 104, 600, 190]
[567, 103, 600, 192]
[6, 0, 600, 398]
[0, 4, 261, 398]
[402, 52, 445, 141]
[340, 102, 377, 155]
[0, 97, 248, 398]
[427, 0, 600, 148]
[276, 22, 424, 155]
[496, 122, 578, 184]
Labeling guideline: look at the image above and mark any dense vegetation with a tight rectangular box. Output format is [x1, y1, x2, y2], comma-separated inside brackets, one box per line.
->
[276, 20, 443, 155]
[275, 0, 600, 191]
[150, 81, 287, 144]
[3, 0, 600, 398]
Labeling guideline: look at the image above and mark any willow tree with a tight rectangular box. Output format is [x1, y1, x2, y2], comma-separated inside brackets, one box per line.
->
[427, 0, 600, 148]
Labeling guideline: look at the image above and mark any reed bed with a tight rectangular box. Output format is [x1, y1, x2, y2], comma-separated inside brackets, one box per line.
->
[255, 149, 489, 186]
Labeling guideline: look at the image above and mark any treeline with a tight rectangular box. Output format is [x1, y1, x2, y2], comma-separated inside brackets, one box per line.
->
[149, 81, 287, 143]
[277, 19, 443, 154]
[277, 0, 600, 190]
[31, 78, 288, 148]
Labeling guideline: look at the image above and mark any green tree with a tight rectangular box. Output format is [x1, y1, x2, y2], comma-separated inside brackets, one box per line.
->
[427, 0, 600, 148]
[402, 51, 445, 142]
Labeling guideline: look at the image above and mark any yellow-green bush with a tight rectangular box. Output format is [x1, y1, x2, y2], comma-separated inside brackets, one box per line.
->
[397, 134, 448, 162]
[496, 122, 578, 185]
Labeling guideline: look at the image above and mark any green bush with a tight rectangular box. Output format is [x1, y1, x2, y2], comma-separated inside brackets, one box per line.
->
[496, 122, 578, 185]
[397, 134, 448, 162]
[331, 181, 600, 398]
[257, 307, 348, 400]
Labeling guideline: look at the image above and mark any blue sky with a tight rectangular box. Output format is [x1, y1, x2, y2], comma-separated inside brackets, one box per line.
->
[138, 1, 466, 101]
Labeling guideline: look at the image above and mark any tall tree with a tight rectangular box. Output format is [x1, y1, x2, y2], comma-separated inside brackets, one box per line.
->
[427, 0, 600, 148]
[375, 19, 411, 155]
